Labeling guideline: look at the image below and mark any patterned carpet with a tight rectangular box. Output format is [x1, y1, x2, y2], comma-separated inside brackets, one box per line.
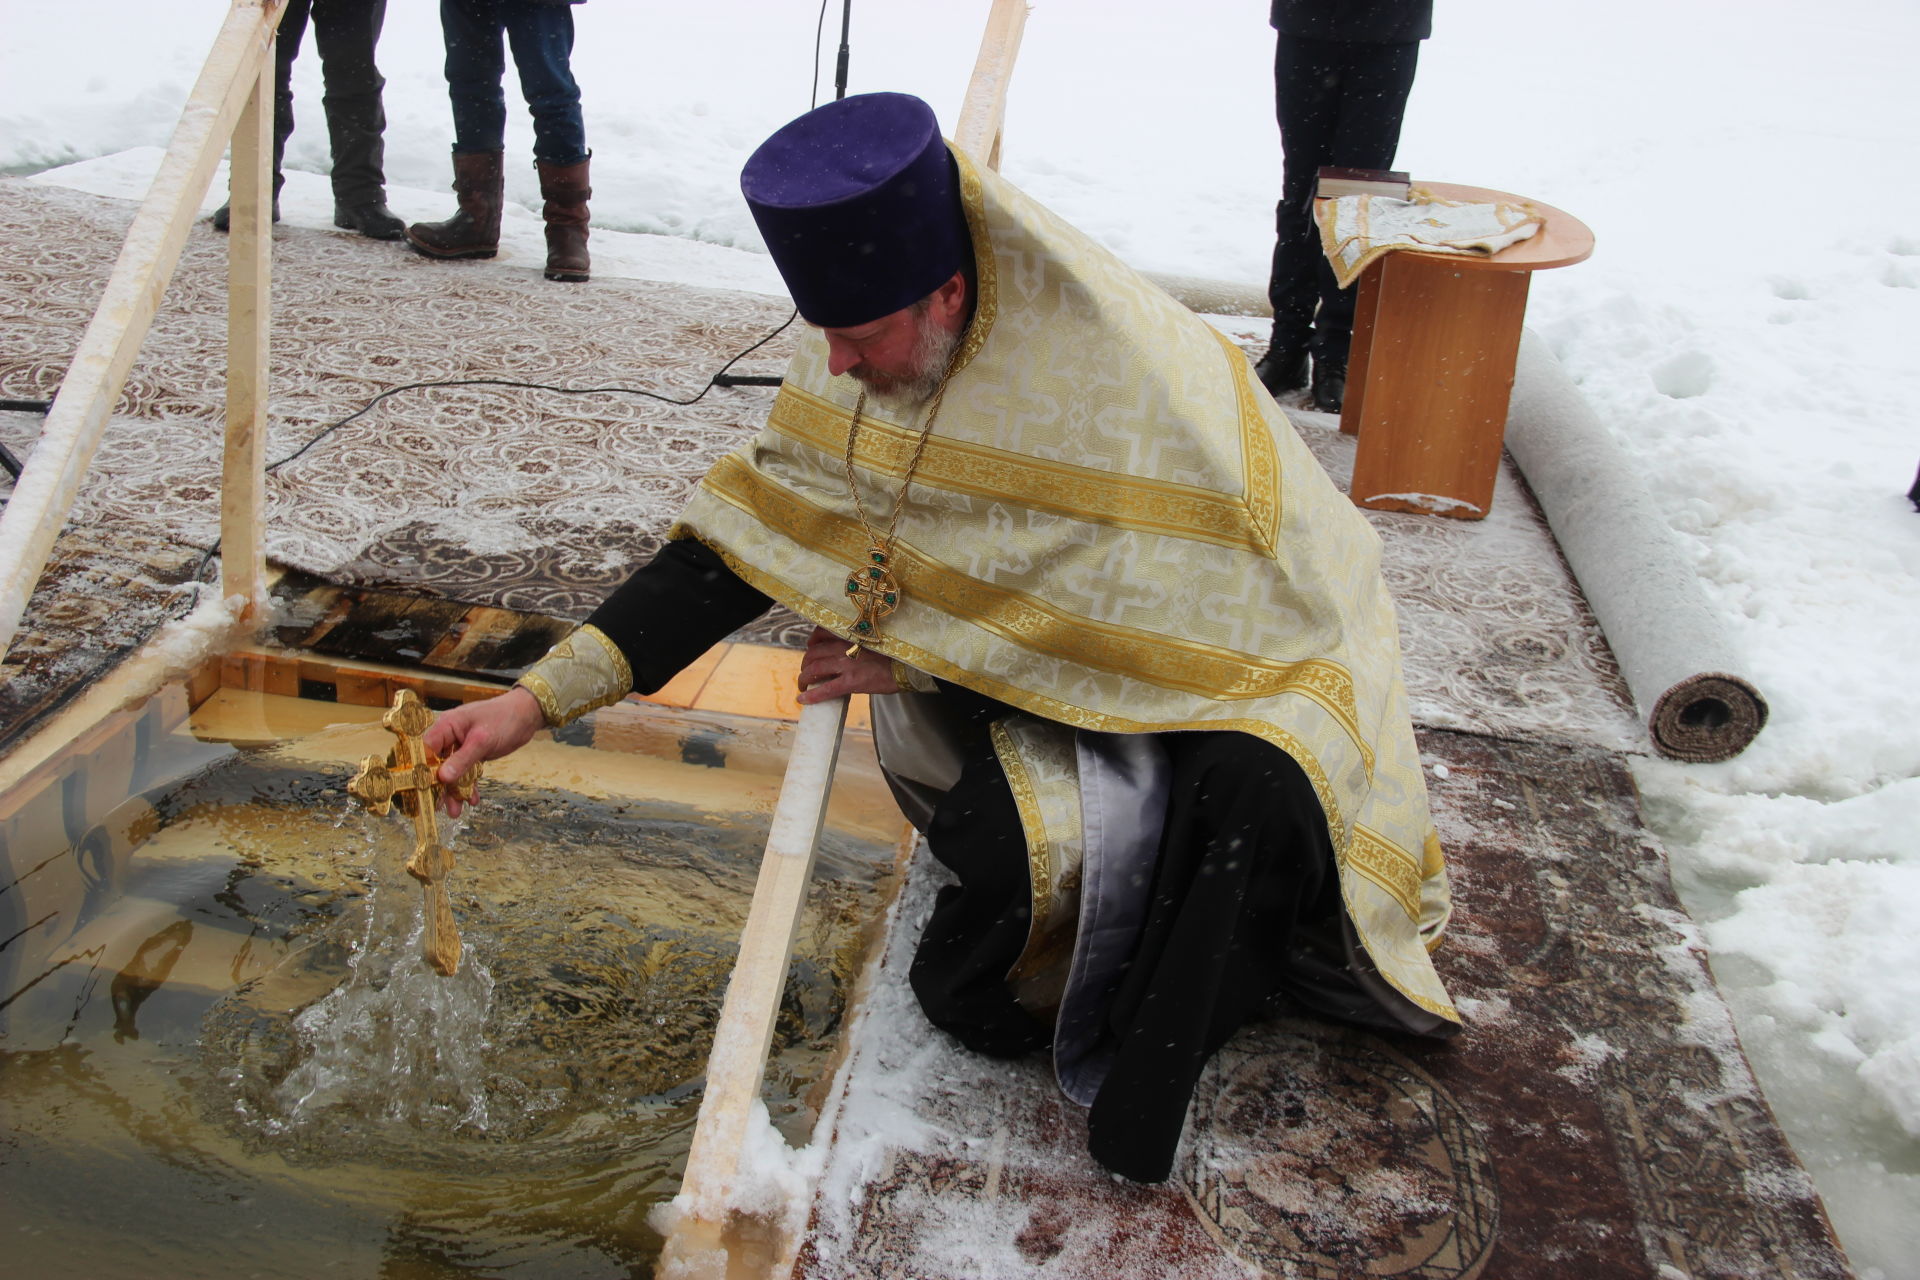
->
[0, 178, 1851, 1277]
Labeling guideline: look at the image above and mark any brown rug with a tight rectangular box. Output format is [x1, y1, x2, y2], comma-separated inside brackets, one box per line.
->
[791, 729, 1852, 1279]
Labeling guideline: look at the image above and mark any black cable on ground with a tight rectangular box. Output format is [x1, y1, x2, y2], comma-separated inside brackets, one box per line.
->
[265, 307, 796, 474]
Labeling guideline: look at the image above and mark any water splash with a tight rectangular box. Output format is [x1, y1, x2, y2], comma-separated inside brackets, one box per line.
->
[221, 812, 499, 1143]
[270, 840, 498, 1135]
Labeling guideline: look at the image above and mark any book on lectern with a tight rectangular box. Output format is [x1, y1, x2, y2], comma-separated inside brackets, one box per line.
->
[1316, 167, 1412, 200]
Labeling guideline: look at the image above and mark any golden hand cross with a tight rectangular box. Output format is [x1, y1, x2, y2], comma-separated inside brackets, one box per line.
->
[346, 689, 481, 976]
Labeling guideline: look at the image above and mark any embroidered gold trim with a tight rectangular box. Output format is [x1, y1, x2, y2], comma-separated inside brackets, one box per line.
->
[947, 144, 996, 380]
[770, 382, 1278, 555]
[515, 624, 632, 727]
[992, 719, 1054, 946]
[699, 453, 1369, 767]
[1217, 327, 1282, 555]
[1346, 823, 1424, 923]
[891, 659, 938, 694]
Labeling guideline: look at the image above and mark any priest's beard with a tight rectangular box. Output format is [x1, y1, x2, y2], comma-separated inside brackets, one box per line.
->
[860, 310, 961, 418]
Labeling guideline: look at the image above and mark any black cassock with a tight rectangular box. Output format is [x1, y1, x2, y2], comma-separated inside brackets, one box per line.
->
[584, 537, 1452, 1182]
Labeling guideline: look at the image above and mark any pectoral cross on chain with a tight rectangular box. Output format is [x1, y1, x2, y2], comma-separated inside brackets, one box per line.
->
[347, 689, 482, 976]
[842, 544, 900, 655]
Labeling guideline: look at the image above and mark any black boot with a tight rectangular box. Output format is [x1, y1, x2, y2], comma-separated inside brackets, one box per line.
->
[1310, 360, 1347, 414]
[406, 150, 505, 259]
[333, 202, 406, 239]
[324, 66, 393, 239]
[210, 198, 281, 232]
[216, 76, 291, 234]
[1254, 347, 1307, 397]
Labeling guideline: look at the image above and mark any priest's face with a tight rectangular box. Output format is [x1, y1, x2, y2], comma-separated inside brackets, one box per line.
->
[820, 273, 968, 411]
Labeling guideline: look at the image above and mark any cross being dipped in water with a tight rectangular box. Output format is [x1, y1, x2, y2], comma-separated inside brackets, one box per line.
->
[347, 689, 482, 976]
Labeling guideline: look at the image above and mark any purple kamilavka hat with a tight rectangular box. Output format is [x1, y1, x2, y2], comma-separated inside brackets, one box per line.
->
[740, 92, 968, 328]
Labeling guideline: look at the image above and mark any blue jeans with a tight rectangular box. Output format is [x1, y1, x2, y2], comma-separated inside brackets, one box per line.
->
[441, 0, 586, 166]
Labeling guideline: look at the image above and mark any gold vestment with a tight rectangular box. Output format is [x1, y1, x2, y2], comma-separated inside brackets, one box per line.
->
[672, 147, 1459, 1026]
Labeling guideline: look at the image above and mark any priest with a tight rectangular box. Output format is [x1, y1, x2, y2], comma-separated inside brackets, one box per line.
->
[425, 90, 1461, 1183]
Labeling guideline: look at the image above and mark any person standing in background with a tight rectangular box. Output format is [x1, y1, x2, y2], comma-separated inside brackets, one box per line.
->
[211, 0, 405, 240]
[1255, 0, 1430, 413]
[406, 0, 593, 283]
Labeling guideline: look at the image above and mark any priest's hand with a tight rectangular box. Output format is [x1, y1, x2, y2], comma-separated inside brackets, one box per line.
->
[797, 626, 903, 704]
[425, 686, 547, 817]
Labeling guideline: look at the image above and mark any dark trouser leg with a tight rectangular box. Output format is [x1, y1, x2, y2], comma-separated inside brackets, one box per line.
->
[310, 0, 389, 207]
[1268, 35, 1419, 369]
[907, 689, 1052, 1058]
[214, 0, 304, 226]
[1085, 733, 1338, 1183]
[1267, 34, 1338, 360]
[270, 0, 314, 197]
[502, 0, 587, 166]
[441, 0, 509, 156]
[1309, 40, 1419, 367]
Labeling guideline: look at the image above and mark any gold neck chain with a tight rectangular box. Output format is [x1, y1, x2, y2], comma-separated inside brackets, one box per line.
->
[839, 365, 957, 653]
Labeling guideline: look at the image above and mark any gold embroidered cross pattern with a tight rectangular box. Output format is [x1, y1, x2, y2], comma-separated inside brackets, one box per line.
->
[347, 689, 482, 976]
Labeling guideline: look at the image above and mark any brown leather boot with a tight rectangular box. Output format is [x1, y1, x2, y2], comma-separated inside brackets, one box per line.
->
[538, 157, 591, 282]
[406, 150, 504, 260]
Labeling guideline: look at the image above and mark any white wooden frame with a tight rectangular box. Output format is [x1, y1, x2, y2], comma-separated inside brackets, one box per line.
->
[0, 0, 283, 660]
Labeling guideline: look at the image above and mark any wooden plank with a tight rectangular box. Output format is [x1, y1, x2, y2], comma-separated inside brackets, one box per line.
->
[695, 644, 804, 722]
[270, 650, 508, 706]
[220, 41, 273, 624]
[658, 696, 850, 1278]
[419, 604, 533, 673]
[953, 0, 1030, 169]
[259, 651, 302, 697]
[1340, 263, 1382, 436]
[304, 592, 473, 670]
[270, 579, 353, 649]
[0, 0, 284, 659]
[334, 669, 395, 708]
[188, 655, 225, 710]
[440, 609, 574, 679]
[221, 651, 264, 692]
[645, 643, 729, 709]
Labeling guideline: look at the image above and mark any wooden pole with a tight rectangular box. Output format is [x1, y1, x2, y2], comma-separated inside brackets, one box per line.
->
[222, 30, 275, 622]
[0, 0, 282, 660]
[954, 0, 1030, 169]
[656, 696, 849, 1279]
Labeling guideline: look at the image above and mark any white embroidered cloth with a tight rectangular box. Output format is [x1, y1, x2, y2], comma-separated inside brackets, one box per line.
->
[1316, 189, 1544, 288]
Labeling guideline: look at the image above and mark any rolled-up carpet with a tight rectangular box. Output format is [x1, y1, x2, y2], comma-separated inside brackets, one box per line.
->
[1503, 331, 1768, 762]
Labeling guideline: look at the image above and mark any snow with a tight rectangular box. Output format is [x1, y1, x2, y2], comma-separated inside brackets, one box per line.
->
[4, 0, 1918, 1273]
